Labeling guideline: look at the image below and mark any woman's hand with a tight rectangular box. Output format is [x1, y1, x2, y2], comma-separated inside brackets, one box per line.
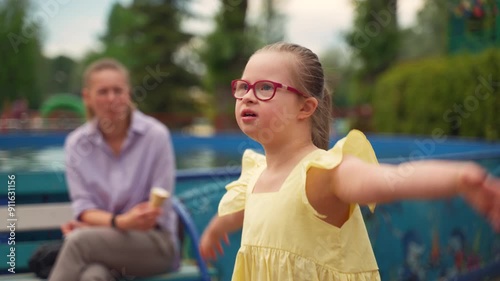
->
[199, 226, 229, 261]
[61, 220, 89, 236]
[458, 164, 500, 232]
[116, 202, 162, 231]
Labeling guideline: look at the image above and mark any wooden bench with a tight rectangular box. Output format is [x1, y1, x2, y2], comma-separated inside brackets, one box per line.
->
[0, 198, 217, 281]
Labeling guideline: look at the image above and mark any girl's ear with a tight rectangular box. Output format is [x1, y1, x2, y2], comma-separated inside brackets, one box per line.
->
[297, 97, 318, 120]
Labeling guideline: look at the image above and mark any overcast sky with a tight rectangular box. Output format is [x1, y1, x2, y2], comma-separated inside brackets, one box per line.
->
[40, 0, 424, 59]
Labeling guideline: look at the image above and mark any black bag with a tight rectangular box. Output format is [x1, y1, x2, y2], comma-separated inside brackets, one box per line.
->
[28, 241, 64, 278]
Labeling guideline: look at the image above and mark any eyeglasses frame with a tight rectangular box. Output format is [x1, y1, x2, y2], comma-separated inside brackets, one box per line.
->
[231, 79, 308, 101]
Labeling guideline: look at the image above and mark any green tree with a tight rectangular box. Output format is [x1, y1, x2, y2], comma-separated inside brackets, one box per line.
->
[199, 0, 258, 130]
[82, 2, 141, 69]
[127, 0, 199, 114]
[321, 47, 355, 108]
[345, 0, 400, 105]
[399, 0, 448, 60]
[0, 0, 43, 111]
[258, 0, 286, 44]
[342, 0, 400, 131]
[45, 55, 78, 95]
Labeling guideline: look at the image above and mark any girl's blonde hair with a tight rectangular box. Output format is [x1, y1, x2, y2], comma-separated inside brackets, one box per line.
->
[82, 58, 131, 120]
[256, 42, 332, 149]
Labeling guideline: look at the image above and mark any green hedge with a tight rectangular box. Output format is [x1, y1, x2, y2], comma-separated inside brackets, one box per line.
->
[373, 48, 500, 140]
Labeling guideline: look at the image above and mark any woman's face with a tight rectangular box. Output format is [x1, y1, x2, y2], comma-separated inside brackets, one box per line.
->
[83, 69, 131, 122]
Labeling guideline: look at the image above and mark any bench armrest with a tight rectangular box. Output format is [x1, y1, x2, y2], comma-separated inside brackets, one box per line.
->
[172, 197, 211, 281]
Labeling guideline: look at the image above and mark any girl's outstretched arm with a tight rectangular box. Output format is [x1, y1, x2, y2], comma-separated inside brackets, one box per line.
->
[331, 156, 500, 231]
[200, 210, 244, 260]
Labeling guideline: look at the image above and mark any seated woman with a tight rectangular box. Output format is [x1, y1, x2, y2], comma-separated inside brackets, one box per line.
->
[49, 58, 178, 281]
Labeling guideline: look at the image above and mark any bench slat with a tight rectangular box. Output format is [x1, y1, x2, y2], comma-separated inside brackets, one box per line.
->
[0, 203, 73, 232]
[0, 263, 218, 281]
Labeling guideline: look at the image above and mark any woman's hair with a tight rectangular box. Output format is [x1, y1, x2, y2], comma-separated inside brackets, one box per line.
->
[255, 42, 332, 149]
[82, 58, 131, 120]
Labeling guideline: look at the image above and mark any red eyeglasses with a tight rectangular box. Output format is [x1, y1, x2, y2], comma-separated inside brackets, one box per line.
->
[231, 79, 308, 101]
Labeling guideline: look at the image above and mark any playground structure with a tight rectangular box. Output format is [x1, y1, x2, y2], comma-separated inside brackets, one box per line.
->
[0, 94, 85, 132]
[449, 0, 500, 53]
[39, 94, 85, 120]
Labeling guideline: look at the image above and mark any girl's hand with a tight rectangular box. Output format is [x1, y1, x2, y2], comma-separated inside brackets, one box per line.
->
[117, 202, 162, 231]
[199, 227, 229, 261]
[459, 164, 500, 232]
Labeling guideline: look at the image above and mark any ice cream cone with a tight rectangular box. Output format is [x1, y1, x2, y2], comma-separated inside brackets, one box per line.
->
[149, 187, 170, 208]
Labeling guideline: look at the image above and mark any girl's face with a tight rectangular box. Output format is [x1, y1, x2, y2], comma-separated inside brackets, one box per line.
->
[83, 69, 131, 122]
[235, 51, 305, 143]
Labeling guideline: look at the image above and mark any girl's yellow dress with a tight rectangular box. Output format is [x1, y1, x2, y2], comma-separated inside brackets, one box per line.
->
[219, 130, 381, 281]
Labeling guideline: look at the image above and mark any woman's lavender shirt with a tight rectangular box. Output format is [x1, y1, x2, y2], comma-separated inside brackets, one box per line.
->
[64, 110, 177, 237]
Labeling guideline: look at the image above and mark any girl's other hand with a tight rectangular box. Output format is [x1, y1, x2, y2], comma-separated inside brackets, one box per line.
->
[199, 228, 229, 261]
[459, 163, 500, 232]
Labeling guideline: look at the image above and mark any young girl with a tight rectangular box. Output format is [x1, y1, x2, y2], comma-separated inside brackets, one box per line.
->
[199, 42, 500, 280]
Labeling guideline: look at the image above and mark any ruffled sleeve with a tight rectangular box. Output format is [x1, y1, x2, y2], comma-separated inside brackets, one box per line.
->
[302, 129, 378, 214]
[218, 149, 265, 216]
